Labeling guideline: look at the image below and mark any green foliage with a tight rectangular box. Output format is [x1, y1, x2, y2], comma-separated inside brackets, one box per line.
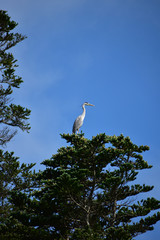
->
[0, 149, 36, 239]
[0, 10, 30, 145]
[0, 11, 35, 239]
[0, 11, 33, 238]
[0, 217, 52, 240]
[10, 133, 160, 239]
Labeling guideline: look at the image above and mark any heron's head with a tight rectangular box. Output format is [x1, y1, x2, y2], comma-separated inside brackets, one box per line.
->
[83, 102, 95, 107]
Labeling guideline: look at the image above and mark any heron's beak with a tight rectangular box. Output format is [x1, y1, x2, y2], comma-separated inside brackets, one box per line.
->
[88, 103, 95, 106]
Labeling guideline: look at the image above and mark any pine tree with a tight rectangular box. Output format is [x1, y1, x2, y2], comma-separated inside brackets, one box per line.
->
[0, 150, 36, 240]
[11, 133, 160, 240]
[0, 10, 30, 146]
[0, 11, 33, 239]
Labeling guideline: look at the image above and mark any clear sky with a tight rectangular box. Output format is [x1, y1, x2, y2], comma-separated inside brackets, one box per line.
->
[1, 0, 160, 239]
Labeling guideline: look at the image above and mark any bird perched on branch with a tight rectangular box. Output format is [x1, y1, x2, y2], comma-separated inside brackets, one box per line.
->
[72, 102, 94, 134]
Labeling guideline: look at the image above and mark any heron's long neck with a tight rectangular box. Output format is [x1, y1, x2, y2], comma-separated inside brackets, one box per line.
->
[81, 104, 86, 120]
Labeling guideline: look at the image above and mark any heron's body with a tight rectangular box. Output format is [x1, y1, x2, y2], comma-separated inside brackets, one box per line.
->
[72, 102, 94, 134]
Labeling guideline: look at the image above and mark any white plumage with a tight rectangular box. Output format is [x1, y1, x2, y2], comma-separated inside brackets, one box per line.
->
[72, 102, 94, 134]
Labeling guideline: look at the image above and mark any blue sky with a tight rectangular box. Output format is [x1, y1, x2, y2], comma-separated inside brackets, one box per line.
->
[1, 0, 160, 239]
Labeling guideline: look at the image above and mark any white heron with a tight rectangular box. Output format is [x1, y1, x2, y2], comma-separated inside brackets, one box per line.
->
[72, 102, 95, 134]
